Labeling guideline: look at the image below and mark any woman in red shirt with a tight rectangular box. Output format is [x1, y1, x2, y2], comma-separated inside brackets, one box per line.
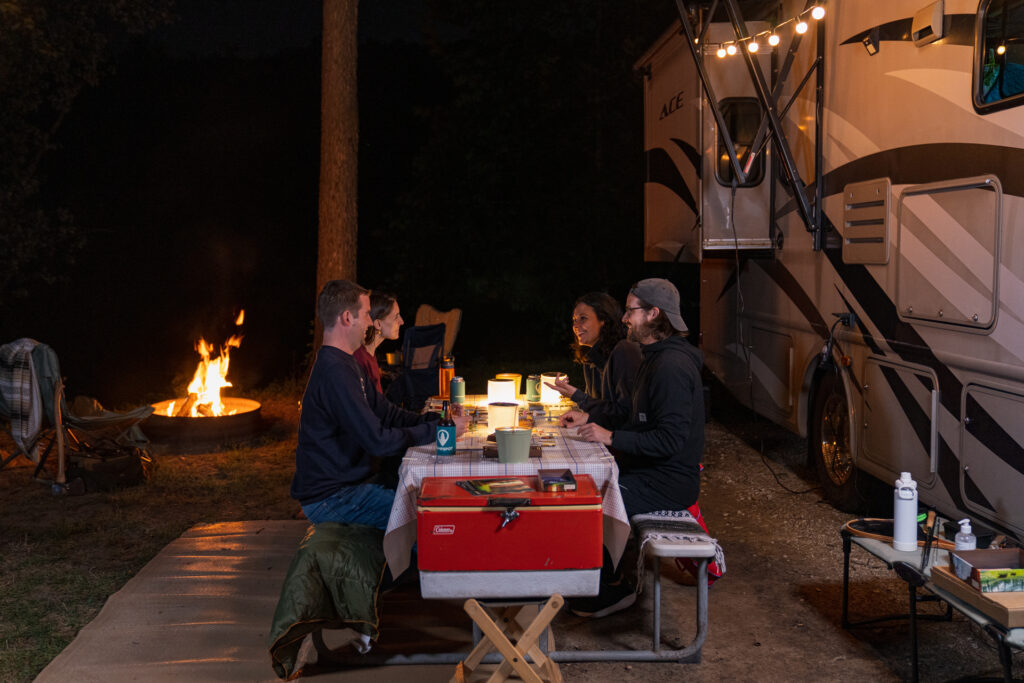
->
[354, 291, 403, 394]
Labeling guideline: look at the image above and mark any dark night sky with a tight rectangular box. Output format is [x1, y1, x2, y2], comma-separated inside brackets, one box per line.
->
[2, 0, 685, 407]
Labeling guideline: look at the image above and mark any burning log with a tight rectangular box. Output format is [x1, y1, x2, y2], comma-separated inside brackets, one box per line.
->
[196, 403, 214, 418]
[175, 393, 198, 417]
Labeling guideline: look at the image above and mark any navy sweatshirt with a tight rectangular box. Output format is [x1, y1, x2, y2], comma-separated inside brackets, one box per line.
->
[290, 345, 437, 506]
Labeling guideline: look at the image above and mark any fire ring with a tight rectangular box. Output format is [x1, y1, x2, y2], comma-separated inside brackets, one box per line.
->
[145, 397, 262, 447]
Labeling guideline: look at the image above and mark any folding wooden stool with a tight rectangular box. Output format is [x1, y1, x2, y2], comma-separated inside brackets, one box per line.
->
[453, 594, 563, 683]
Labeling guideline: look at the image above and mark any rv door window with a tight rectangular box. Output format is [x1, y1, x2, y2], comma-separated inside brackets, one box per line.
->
[975, 0, 1024, 112]
[715, 98, 765, 187]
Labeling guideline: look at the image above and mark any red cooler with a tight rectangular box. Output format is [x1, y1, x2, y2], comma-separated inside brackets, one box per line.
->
[416, 475, 603, 598]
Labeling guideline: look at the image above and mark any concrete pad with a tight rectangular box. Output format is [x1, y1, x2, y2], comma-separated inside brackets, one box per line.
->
[35, 521, 464, 683]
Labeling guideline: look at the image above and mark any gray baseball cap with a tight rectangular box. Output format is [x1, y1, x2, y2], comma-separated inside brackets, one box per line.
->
[630, 278, 688, 332]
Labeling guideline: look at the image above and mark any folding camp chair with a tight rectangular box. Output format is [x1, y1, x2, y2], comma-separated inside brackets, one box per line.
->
[414, 304, 462, 358]
[384, 323, 445, 412]
[0, 338, 154, 495]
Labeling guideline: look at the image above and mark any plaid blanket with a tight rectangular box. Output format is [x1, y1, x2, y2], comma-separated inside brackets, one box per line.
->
[0, 338, 43, 462]
[632, 508, 726, 591]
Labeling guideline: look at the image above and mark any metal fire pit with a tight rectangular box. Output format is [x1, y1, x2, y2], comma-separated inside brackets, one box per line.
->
[145, 397, 262, 448]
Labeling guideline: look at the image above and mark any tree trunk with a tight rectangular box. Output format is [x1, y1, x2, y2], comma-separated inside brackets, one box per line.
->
[316, 0, 359, 347]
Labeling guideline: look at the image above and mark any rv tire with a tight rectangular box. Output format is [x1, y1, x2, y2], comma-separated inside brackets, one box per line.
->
[810, 371, 863, 512]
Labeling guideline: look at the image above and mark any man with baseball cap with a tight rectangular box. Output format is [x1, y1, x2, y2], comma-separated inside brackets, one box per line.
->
[561, 277, 705, 617]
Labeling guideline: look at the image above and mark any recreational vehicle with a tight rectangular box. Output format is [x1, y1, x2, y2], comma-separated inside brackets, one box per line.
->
[638, 0, 1024, 539]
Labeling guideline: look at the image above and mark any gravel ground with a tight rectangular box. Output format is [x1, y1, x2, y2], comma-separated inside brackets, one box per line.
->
[547, 405, 1024, 682]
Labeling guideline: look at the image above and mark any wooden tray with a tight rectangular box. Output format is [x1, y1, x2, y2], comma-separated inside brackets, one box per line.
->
[931, 565, 1024, 628]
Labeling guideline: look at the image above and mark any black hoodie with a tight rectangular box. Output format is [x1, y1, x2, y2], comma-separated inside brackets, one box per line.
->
[602, 335, 705, 513]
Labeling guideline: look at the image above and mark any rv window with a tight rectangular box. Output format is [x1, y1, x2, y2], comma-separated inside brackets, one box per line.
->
[976, 0, 1024, 112]
[715, 98, 765, 187]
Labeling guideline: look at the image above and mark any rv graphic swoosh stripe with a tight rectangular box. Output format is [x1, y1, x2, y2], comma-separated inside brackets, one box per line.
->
[671, 138, 702, 179]
[820, 228, 1018, 510]
[880, 365, 994, 512]
[645, 147, 698, 216]
[840, 14, 975, 48]
[754, 261, 830, 339]
[777, 144, 1024, 219]
[822, 143, 1024, 198]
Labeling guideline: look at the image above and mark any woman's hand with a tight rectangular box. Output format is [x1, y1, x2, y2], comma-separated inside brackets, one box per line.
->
[546, 376, 578, 398]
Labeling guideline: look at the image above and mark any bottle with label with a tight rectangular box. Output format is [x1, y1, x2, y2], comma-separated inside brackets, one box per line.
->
[439, 356, 455, 399]
[436, 400, 456, 456]
[955, 518, 977, 551]
[892, 471, 918, 552]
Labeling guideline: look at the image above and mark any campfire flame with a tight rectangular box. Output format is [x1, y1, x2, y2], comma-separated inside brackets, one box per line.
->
[165, 310, 245, 417]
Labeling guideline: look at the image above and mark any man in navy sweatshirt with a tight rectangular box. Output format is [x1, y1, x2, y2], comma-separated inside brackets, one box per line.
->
[561, 278, 705, 617]
[291, 279, 467, 529]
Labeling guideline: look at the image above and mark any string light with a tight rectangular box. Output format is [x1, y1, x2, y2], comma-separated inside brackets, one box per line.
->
[704, 3, 826, 59]
[997, 44, 1007, 55]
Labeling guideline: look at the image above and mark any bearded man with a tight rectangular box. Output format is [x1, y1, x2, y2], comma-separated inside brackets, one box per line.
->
[560, 278, 705, 617]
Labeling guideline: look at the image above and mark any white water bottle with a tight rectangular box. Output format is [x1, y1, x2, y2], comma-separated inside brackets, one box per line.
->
[893, 472, 918, 552]
[955, 518, 976, 551]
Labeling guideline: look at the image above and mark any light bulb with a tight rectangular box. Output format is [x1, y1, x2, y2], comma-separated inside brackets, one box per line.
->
[795, 20, 808, 34]
[748, 40, 759, 53]
[768, 33, 780, 47]
[726, 43, 737, 55]
[997, 44, 1007, 55]
[716, 47, 726, 58]
[811, 5, 825, 20]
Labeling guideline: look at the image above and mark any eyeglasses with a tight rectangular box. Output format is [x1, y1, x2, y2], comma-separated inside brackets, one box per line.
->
[624, 306, 647, 312]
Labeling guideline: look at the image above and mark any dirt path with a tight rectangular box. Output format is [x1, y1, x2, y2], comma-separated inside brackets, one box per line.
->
[565, 410, 1023, 682]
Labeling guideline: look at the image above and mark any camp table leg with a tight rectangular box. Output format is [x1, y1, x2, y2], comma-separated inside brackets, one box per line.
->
[457, 595, 563, 683]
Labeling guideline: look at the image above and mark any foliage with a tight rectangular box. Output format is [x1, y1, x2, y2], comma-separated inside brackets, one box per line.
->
[0, 0, 171, 304]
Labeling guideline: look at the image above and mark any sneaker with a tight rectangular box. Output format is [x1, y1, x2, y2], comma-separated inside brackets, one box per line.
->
[569, 580, 637, 618]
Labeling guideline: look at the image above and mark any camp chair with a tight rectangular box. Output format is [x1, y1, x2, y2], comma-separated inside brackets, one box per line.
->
[0, 338, 154, 494]
[414, 304, 462, 358]
[384, 324, 445, 412]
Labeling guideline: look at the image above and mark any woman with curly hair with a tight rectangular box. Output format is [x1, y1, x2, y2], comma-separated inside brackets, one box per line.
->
[354, 290, 402, 394]
[547, 291, 641, 425]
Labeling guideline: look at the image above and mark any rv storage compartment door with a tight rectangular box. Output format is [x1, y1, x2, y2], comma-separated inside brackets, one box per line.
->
[897, 176, 1001, 329]
[861, 358, 938, 488]
[701, 22, 772, 254]
[961, 385, 1024, 540]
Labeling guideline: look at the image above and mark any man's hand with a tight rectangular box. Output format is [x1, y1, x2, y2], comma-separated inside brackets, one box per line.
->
[559, 409, 589, 428]
[577, 422, 612, 446]
[546, 377, 578, 399]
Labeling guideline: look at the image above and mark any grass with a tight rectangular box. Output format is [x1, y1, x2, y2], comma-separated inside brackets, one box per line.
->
[0, 360, 579, 680]
[0, 383, 303, 682]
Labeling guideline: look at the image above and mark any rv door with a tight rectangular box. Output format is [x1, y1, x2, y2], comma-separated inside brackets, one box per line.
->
[700, 22, 773, 253]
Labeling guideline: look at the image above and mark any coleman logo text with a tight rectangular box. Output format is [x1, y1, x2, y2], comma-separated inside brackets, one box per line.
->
[432, 524, 456, 535]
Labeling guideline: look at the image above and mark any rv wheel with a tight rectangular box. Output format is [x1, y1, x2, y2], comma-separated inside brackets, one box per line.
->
[810, 372, 862, 512]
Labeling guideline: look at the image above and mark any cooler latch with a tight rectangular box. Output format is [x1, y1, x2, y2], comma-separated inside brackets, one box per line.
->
[488, 497, 530, 530]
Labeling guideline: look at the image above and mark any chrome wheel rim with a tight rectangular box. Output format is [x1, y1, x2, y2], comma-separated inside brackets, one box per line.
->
[820, 390, 852, 487]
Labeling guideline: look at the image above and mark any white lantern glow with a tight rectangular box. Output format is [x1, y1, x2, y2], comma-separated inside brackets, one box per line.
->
[487, 402, 519, 431]
[487, 378, 516, 404]
[494, 373, 522, 396]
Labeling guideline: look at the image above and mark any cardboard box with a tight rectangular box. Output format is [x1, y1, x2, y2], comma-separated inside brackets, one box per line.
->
[949, 548, 1024, 592]
[931, 565, 1024, 628]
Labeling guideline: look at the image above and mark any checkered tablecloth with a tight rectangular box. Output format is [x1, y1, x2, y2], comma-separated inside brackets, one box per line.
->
[383, 423, 630, 577]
